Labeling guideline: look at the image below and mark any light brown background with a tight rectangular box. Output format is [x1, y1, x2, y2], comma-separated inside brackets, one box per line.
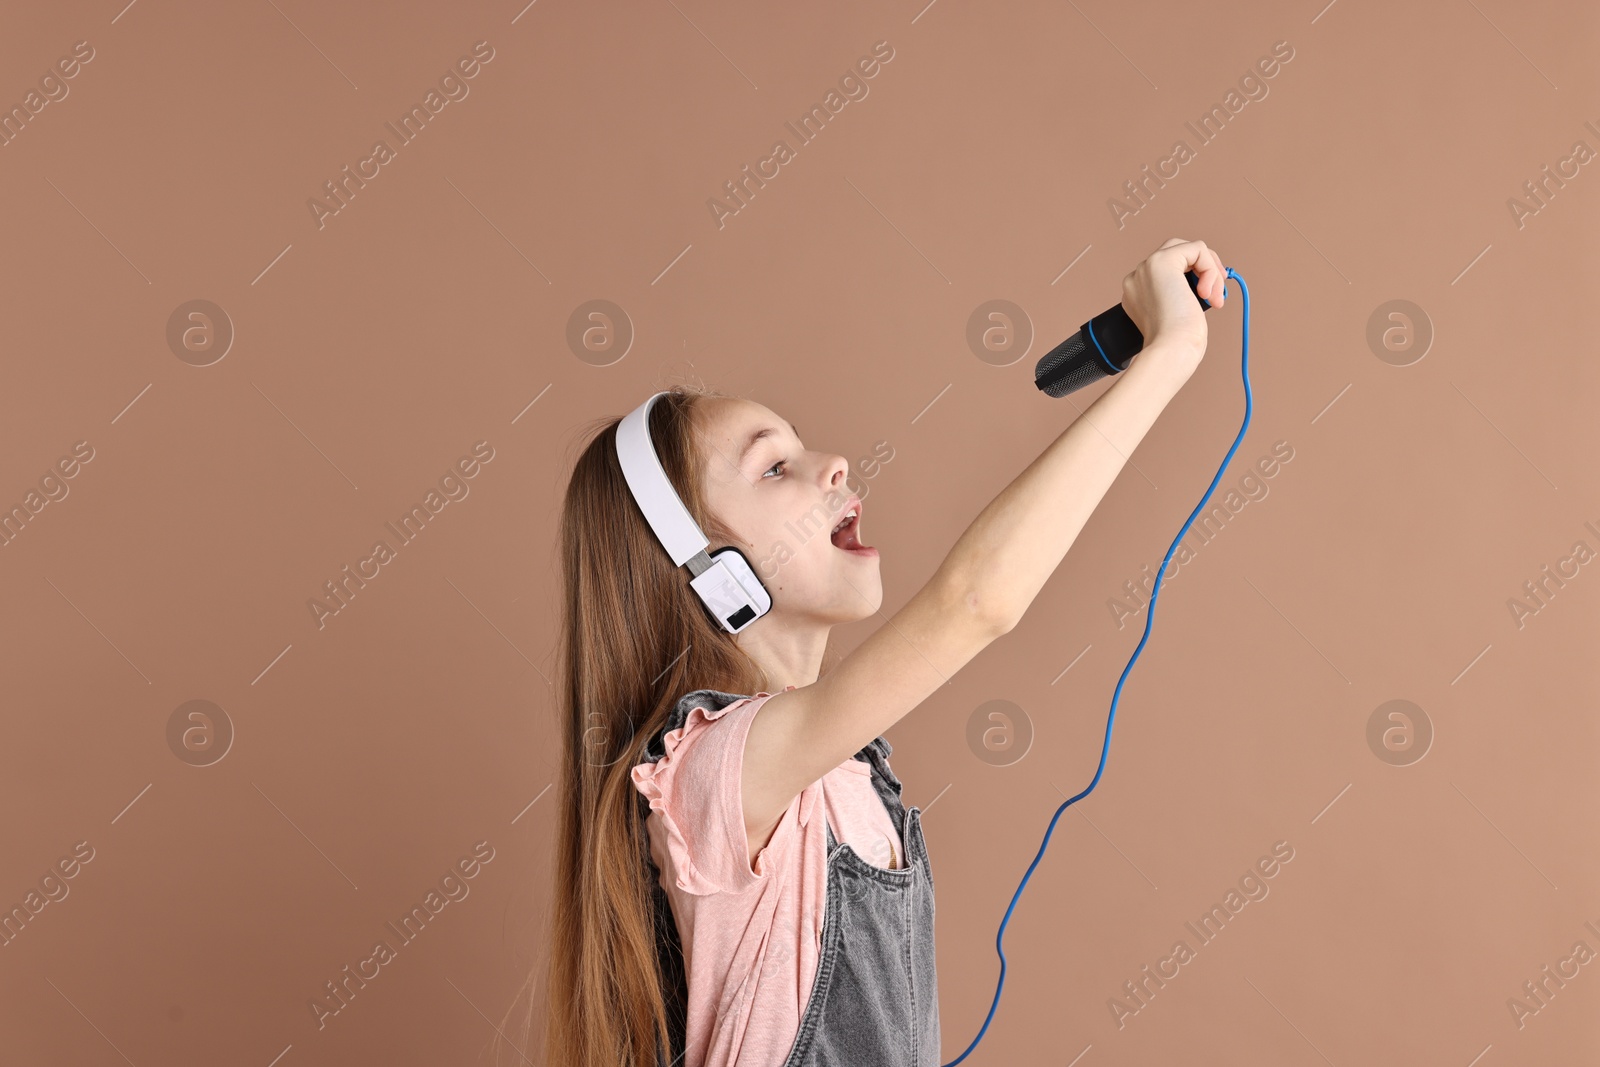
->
[2, 0, 1596, 1064]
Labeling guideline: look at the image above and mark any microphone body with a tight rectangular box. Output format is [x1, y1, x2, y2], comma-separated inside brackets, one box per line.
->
[1034, 269, 1214, 397]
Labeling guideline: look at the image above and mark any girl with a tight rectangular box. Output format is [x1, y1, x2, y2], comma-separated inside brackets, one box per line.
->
[514, 239, 1226, 1067]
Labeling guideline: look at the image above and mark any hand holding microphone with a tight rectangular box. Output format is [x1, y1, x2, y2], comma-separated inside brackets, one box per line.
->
[1035, 239, 1228, 397]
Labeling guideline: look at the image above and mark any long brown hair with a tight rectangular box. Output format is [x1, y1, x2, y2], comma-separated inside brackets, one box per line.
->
[495, 383, 773, 1067]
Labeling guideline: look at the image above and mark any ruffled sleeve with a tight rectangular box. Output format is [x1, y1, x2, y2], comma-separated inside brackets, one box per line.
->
[630, 690, 789, 896]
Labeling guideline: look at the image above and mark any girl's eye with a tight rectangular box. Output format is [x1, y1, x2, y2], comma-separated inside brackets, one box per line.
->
[762, 460, 787, 479]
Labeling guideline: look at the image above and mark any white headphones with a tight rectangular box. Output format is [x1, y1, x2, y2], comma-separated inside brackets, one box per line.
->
[614, 391, 773, 634]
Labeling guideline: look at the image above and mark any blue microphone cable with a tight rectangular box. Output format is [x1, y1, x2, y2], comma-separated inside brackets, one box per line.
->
[942, 265, 1252, 1066]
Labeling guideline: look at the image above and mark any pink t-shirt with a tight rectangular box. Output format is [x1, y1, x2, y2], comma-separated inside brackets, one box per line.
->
[629, 687, 905, 1067]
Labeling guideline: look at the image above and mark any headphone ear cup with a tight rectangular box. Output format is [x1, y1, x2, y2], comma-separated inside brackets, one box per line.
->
[691, 546, 772, 633]
[708, 545, 768, 592]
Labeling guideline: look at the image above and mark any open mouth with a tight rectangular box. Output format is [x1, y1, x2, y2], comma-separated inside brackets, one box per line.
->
[829, 505, 876, 555]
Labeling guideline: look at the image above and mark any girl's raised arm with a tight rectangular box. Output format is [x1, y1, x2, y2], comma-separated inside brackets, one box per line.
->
[741, 239, 1227, 867]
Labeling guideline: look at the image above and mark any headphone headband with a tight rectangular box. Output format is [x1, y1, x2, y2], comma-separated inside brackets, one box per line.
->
[614, 391, 708, 567]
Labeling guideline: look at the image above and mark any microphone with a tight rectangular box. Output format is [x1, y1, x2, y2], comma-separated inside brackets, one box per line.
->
[1034, 269, 1215, 397]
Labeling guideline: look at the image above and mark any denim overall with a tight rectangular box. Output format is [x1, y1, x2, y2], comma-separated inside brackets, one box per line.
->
[642, 689, 941, 1067]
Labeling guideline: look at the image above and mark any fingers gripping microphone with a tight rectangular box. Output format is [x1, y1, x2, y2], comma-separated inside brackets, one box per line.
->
[1034, 269, 1214, 397]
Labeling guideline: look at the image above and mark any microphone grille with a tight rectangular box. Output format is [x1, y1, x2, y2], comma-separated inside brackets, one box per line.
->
[1034, 333, 1112, 398]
